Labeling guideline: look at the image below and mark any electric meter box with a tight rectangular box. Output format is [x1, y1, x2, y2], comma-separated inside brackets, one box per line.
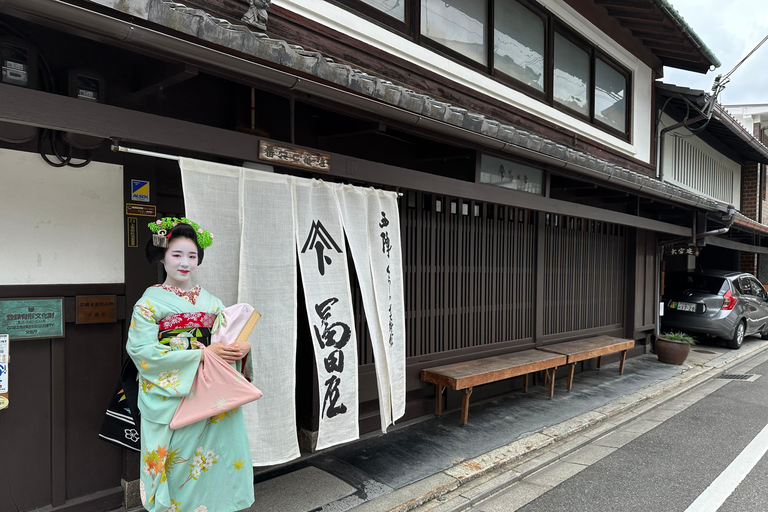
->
[0, 35, 39, 144]
[62, 69, 106, 150]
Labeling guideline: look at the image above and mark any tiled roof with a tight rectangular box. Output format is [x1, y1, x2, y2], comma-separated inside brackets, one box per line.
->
[650, 0, 720, 69]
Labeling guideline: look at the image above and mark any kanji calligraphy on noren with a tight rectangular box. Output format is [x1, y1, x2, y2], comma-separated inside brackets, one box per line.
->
[293, 180, 359, 451]
[336, 185, 406, 433]
[301, 220, 342, 276]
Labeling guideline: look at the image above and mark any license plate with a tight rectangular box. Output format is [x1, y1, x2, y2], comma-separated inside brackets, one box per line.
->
[673, 301, 696, 312]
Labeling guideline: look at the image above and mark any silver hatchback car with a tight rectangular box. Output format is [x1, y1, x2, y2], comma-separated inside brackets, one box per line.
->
[661, 270, 768, 349]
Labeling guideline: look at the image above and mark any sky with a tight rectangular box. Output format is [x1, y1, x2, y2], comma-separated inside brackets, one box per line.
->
[662, 0, 768, 106]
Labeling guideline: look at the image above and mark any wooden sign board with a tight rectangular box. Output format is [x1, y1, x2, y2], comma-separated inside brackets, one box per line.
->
[127, 217, 139, 247]
[664, 245, 701, 257]
[259, 140, 330, 172]
[126, 203, 157, 216]
[76, 295, 117, 324]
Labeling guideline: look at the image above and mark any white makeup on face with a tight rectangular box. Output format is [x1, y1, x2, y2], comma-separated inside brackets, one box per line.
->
[161, 237, 199, 290]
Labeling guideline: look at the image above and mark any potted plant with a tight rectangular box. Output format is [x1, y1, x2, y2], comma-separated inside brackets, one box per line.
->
[655, 331, 696, 365]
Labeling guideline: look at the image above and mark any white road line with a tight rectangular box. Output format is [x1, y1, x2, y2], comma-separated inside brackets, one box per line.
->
[685, 422, 768, 512]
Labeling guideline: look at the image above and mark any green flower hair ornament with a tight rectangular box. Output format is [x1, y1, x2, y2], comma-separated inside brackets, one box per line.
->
[148, 217, 214, 249]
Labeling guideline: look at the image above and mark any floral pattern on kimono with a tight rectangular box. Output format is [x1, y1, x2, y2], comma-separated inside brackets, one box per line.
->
[127, 285, 254, 512]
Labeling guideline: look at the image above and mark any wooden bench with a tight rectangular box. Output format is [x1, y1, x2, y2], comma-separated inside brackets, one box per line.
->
[420, 350, 567, 425]
[536, 335, 635, 392]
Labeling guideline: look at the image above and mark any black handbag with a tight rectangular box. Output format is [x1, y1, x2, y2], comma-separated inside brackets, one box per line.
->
[98, 356, 141, 451]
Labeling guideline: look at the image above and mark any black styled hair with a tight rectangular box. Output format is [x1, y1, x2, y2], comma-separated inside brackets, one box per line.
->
[144, 223, 205, 265]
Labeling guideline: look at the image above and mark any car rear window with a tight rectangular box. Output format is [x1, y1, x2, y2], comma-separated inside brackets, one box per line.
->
[665, 273, 729, 295]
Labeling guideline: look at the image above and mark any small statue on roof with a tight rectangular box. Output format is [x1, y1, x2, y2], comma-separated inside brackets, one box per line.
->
[242, 0, 271, 31]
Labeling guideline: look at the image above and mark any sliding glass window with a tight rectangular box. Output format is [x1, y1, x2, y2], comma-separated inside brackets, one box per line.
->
[421, 0, 487, 65]
[553, 32, 590, 118]
[358, 0, 406, 21]
[595, 57, 628, 133]
[494, 0, 545, 94]
[331, 0, 631, 138]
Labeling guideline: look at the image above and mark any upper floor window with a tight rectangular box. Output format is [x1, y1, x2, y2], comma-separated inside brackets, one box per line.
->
[357, 0, 405, 22]
[594, 57, 627, 133]
[494, 0, 545, 93]
[421, 0, 487, 65]
[553, 31, 590, 117]
[329, 0, 632, 140]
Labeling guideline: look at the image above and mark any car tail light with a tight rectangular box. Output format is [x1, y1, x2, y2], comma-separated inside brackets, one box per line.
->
[722, 289, 738, 310]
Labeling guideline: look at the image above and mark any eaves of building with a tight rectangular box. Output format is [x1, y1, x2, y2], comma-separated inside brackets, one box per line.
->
[646, 0, 720, 70]
[2, 0, 732, 216]
[734, 213, 768, 236]
[657, 83, 768, 165]
[704, 213, 768, 255]
[594, 0, 720, 73]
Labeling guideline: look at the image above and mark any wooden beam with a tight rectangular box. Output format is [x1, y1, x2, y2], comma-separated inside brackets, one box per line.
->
[0, 82, 262, 161]
[595, 0, 654, 11]
[594, 0, 650, 6]
[618, 21, 675, 33]
[51, 339, 66, 506]
[609, 11, 665, 23]
[0, 83, 693, 236]
[641, 45, 702, 58]
[631, 31, 687, 44]
[705, 236, 768, 254]
[131, 63, 198, 99]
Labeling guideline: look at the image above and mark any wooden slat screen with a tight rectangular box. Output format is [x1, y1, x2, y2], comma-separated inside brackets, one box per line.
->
[671, 136, 738, 205]
[541, 214, 625, 335]
[353, 193, 626, 364]
[354, 191, 538, 363]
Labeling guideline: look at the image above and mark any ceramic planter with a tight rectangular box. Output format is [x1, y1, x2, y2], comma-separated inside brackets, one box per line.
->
[655, 336, 691, 365]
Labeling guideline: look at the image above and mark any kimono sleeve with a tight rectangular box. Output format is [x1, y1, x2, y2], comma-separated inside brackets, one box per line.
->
[126, 297, 202, 405]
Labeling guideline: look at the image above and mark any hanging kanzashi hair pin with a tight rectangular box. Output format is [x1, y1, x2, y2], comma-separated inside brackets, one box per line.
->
[152, 228, 170, 248]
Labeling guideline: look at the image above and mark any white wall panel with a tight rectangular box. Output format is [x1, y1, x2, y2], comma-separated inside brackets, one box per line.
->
[0, 148, 124, 284]
[660, 113, 741, 207]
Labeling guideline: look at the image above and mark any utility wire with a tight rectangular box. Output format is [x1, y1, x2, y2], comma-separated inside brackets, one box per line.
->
[722, 33, 768, 81]
[706, 32, 768, 110]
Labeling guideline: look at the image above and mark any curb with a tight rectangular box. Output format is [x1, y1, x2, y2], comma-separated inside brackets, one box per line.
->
[355, 340, 768, 512]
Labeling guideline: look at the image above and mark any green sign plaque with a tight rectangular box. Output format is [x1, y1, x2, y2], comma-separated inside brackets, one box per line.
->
[0, 298, 65, 340]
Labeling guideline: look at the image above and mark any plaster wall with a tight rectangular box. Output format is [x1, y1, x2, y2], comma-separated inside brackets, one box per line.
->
[0, 148, 124, 284]
[659, 113, 741, 207]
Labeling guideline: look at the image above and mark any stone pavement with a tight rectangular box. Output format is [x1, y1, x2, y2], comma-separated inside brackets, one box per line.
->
[117, 336, 768, 512]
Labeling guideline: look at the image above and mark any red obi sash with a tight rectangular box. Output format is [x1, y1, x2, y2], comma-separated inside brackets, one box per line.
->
[158, 312, 216, 330]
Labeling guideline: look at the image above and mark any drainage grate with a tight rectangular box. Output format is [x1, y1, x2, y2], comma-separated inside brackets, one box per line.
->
[719, 374, 760, 381]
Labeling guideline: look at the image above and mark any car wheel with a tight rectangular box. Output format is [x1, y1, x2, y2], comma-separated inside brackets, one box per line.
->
[727, 321, 745, 349]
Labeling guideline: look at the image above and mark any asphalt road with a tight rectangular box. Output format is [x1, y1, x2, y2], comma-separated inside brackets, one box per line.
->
[472, 350, 768, 511]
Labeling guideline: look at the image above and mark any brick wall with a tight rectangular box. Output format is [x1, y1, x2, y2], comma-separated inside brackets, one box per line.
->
[754, 122, 768, 224]
[742, 161, 759, 220]
[744, 122, 765, 276]
[762, 162, 768, 225]
[741, 252, 758, 275]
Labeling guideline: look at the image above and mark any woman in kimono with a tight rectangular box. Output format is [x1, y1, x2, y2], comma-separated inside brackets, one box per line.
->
[127, 218, 255, 512]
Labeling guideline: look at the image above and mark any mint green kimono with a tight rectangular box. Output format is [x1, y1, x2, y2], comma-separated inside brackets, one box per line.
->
[127, 286, 254, 512]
